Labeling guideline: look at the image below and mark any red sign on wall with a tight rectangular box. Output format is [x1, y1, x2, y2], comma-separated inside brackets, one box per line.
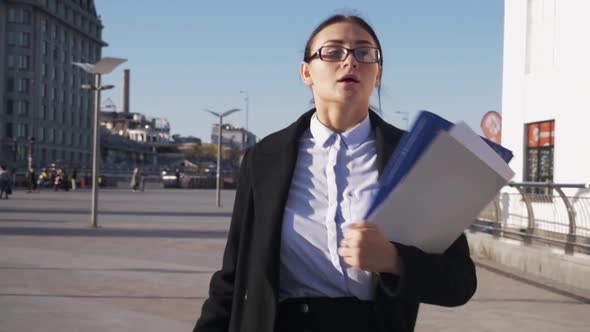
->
[527, 120, 554, 148]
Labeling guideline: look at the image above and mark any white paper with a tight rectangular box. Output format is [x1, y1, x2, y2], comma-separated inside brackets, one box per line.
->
[371, 126, 515, 253]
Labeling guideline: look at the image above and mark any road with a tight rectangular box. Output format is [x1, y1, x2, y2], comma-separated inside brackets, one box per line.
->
[0, 189, 588, 331]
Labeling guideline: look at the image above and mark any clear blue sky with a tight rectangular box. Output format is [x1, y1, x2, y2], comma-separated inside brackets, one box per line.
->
[94, 0, 504, 142]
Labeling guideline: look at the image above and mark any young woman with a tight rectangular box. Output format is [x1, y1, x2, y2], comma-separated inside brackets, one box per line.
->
[194, 14, 476, 332]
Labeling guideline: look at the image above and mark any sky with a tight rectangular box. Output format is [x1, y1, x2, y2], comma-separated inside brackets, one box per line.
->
[94, 0, 504, 143]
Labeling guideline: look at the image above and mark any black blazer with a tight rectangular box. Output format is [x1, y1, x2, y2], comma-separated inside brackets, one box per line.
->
[193, 109, 477, 332]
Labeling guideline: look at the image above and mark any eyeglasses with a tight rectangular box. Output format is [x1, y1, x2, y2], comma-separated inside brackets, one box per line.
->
[308, 46, 381, 64]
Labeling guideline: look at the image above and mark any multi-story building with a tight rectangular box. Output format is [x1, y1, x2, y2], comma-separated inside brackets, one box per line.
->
[100, 111, 171, 144]
[0, 0, 106, 170]
[211, 123, 256, 150]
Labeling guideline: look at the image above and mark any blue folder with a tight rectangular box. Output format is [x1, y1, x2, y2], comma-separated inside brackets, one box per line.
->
[365, 111, 513, 220]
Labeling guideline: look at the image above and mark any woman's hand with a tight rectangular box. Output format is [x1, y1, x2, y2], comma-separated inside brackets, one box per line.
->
[338, 221, 401, 274]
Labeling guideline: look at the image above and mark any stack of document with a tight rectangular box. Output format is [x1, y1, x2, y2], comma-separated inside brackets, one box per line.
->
[366, 111, 515, 253]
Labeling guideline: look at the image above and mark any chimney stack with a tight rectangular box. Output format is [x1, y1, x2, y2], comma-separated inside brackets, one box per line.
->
[122, 69, 130, 113]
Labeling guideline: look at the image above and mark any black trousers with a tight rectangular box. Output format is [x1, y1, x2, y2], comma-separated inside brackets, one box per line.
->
[275, 297, 386, 332]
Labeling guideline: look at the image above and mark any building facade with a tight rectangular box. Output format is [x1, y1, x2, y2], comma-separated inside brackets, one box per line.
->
[501, 0, 590, 237]
[211, 123, 256, 150]
[502, 0, 590, 185]
[100, 111, 171, 144]
[0, 0, 106, 170]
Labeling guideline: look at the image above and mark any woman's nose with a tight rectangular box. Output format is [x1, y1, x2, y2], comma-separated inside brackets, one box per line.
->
[343, 51, 358, 68]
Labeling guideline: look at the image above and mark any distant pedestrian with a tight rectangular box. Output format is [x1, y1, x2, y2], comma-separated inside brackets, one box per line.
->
[61, 169, 69, 192]
[71, 169, 77, 191]
[139, 169, 146, 192]
[54, 169, 63, 191]
[27, 167, 37, 193]
[0, 165, 10, 199]
[38, 168, 50, 188]
[175, 168, 181, 188]
[130, 167, 140, 192]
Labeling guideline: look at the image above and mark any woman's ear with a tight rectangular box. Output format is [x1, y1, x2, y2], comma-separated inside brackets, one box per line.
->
[300, 62, 313, 86]
[375, 68, 382, 88]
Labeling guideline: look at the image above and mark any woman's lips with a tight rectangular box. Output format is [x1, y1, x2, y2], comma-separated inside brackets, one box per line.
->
[337, 74, 360, 83]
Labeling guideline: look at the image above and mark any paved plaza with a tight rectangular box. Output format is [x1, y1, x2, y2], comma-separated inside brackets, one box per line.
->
[0, 189, 588, 331]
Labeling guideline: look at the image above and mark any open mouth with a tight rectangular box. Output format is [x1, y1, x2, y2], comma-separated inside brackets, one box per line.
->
[337, 75, 360, 83]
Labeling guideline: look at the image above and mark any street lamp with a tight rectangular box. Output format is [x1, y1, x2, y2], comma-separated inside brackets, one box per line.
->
[73, 57, 126, 228]
[27, 136, 35, 172]
[239, 90, 249, 145]
[395, 110, 409, 130]
[203, 108, 242, 207]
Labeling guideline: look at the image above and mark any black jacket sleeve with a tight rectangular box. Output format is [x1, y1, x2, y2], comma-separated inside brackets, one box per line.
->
[193, 149, 253, 332]
[377, 233, 477, 307]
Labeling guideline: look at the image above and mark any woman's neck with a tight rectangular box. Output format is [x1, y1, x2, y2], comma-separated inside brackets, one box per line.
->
[315, 102, 369, 133]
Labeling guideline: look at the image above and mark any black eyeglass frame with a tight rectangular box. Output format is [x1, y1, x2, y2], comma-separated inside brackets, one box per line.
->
[306, 46, 382, 64]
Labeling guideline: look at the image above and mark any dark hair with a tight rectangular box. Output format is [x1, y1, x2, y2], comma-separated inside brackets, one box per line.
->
[303, 14, 383, 66]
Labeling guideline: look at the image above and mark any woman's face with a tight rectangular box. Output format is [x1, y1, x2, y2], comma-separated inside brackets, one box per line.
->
[301, 22, 381, 109]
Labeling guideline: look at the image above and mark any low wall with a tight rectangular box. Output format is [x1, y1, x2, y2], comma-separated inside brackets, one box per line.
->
[467, 231, 590, 296]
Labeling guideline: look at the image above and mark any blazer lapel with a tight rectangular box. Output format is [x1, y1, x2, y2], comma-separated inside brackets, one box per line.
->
[250, 110, 315, 298]
[370, 111, 404, 176]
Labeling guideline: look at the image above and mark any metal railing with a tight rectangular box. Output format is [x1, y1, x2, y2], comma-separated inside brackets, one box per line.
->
[475, 182, 590, 255]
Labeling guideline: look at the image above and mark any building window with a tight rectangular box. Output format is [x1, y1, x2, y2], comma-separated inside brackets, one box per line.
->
[23, 10, 32, 24]
[8, 32, 18, 46]
[7, 77, 15, 92]
[41, 18, 47, 34]
[17, 78, 30, 93]
[38, 127, 45, 142]
[7, 55, 16, 69]
[8, 8, 19, 22]
[17, 100, 29, 116]
[21, 32, 31, 48]
[5, 123, 13, 138]
[7, 32, 32, 47]
[40, 103, 46, 119]
[6, 100, 14, 115]
[48, 128, 54, 143]
[17, 123, 29, 137]
[18, 55, 30, 70]
[525, 120, 555, 195]
[57, 0, 64, 15]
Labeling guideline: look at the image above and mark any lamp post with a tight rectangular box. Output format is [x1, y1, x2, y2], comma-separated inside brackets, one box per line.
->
[239, 90, 249, 145]
[27, 136, 35, 171]
[12, 138, 18, 163]
[73, 57, 126, 228]
[395, 110, 409, 130]
[203, 108, 242, 207]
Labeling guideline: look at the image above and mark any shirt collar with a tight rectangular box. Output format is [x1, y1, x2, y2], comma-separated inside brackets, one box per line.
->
[310, 112, 372, 149]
